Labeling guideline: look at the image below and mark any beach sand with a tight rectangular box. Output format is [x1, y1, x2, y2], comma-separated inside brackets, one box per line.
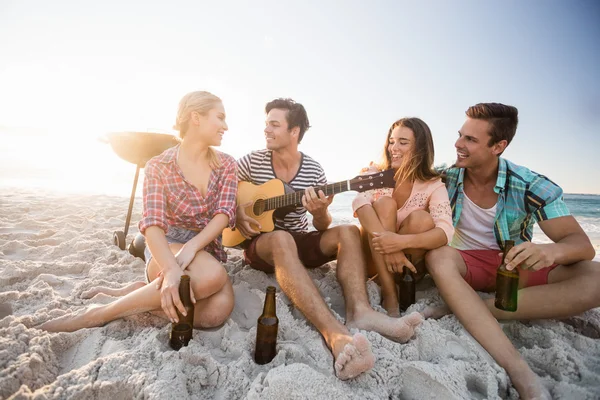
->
[1, 189, 599, 399]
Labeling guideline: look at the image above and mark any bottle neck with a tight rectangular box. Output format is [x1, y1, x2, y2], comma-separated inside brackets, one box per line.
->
[501, 241, 515, 265]
[262, 291, 276, 317]
[179, 276, 192, 305]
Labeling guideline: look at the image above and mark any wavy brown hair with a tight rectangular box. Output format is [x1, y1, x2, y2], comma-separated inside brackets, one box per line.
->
[379, 117, 439, 185]
[466, 102, 518, 149]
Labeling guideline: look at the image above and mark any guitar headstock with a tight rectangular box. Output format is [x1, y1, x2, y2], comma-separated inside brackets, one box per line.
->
[349, 169, 396, 193]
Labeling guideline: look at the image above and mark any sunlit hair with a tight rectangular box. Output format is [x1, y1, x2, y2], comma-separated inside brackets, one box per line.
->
[379, 117, 439, 186]
[265, 98, 311, 143]
[466, 103, 518, 152]
[173, 91, 222, 168]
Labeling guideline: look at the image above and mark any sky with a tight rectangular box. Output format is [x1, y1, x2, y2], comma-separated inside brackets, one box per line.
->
[1, 0, 599, 194]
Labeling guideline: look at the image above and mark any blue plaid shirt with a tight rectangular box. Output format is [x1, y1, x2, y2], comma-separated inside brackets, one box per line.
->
[445, 158, 570, 249]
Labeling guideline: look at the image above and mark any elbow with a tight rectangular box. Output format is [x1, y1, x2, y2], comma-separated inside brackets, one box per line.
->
[584, 244, 597, 261]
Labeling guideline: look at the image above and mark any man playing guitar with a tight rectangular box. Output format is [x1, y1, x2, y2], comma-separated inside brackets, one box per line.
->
[234, 98, 423, 380]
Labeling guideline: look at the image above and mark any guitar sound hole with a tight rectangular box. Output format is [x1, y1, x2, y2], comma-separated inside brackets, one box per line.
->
[253, 200, 265, 216]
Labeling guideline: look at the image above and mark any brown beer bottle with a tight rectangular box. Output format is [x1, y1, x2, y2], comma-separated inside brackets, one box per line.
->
[495, 240, 519, 312]
[169, 275, 195, 350]
[398, 254, 416, 312]
[254, 286, 278, 364]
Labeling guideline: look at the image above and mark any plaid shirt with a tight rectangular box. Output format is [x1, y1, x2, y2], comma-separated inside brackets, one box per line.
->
[445, 157, 570, 249]
[139, 145, 237, 263]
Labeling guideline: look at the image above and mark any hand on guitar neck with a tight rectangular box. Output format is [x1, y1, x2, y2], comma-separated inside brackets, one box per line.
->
[223, 169, 396, 247]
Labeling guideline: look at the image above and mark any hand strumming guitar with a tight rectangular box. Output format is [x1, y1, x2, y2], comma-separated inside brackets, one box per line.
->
[235, 202, 262, 239]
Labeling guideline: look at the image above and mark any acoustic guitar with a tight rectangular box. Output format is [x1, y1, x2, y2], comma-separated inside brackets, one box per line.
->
[222, 168, 396, 247]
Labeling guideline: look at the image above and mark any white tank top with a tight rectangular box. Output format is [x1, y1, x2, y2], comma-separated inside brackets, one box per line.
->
[451, 192, 500, 250]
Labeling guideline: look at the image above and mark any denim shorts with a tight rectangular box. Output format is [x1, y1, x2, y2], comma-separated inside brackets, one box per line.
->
[143, 226, 199, 282]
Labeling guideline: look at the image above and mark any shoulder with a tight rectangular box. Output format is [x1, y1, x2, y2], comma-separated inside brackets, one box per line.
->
[300, 153, 325, 174]
[504, 159, 562, 192]
[215, 150, 236, 167]
[238, 149, 270, 164]
[418, 177, 446, 192]
[144, 146, 178, 176]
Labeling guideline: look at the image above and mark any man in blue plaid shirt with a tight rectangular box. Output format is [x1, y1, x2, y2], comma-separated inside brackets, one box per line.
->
[425, 102, 600, 399]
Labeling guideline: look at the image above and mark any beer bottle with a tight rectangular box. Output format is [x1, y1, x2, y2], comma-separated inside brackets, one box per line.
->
[169, 275, 195, 350]
[495, 240, 519, 312]
[254, 286, 278, 364]
[398, 254, 416, 312]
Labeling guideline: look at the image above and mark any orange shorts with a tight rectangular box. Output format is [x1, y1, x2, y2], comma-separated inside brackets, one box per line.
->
[457, 249, 558, 292]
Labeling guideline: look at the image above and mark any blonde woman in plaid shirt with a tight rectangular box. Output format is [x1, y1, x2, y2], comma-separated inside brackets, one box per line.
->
[40, 91, 237, 332]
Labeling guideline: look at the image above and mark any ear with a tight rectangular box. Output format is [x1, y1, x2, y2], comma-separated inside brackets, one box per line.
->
[191, 111, 202, 125]
[491, 139, 508, 156]
[290, 126, 301, 140]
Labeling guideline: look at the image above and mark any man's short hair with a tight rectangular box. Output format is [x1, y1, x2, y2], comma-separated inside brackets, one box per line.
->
[266, 98, 311, 143]
[466, 103, 519, 147]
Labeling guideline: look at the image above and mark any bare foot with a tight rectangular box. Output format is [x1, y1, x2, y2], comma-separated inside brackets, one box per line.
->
[38, 306, 104, 333]
[332, 333, 375, 380]
[81, 281, 146, 299]
[348, 310, 423, 343]
[421, 305, 451, 319]
[507, 361, 550, 400]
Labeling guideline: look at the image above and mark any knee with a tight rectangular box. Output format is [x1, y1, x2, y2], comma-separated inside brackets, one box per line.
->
[197, 291, 234, 329]
[268, 231, 296, 252]
[425, 247, 452, 276]
[373, 196, 397, 216]
[191, 262, 228, 296]
[401, 210, 435, 234]
[336, 224, 361, 244]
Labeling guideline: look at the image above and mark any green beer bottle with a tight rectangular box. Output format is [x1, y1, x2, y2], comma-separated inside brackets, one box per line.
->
[495, 240, 519, 312]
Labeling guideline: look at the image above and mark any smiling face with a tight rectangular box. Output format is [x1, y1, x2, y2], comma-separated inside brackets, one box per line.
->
[193, 101, 228, 146]
[455, 117, 505, 169]
[264, 108, 298, 151]
[388, 125, 415, 169]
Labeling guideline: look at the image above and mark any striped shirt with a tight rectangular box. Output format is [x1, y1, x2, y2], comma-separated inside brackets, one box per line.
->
[445, 157, 571, 249]
[237, 149, 327, 232]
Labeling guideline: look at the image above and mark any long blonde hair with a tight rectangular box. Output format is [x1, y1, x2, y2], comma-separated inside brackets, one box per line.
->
[379, 117, 439, 186]
[174, 91, 222, 168]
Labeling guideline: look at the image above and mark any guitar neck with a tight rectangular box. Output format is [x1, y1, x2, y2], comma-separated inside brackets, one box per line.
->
[264, 181, 350, 211]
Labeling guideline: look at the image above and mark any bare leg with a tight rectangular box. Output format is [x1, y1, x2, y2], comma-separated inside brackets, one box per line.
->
[320, 226, 423, 343]
[356, 197, 400, 315]
[81, 281, 147, 299]
[425, 246, 547, 399]
[252, 230, 374, 380]
[39, 246, 233, 332]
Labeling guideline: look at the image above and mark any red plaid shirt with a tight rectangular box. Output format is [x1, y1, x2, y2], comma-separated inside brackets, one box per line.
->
[139, 145, 237, 263]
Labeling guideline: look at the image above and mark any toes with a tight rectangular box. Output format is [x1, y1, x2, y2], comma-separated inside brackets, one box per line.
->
[405, 311, 424, 326]
[352, 333, 372, 354]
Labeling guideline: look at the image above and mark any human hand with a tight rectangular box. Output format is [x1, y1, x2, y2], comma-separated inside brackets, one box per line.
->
[503, 242, 555, 271]
[155, 268, 192, 323]
[174, 245, 197, 271]
[372, 231, 405, 254]
[302, 187, 334, 216]
[383, 251, 417, 274]
[235, 202, 262, 239]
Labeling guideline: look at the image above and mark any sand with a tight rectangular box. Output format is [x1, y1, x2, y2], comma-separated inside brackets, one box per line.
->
[1, 188, 599, 399]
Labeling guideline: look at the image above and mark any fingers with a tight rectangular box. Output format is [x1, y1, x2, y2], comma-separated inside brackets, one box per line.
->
[171, 289, 187, 319]
[189, 286, 196, 304]
[161, 291, 178, 323]
[506, 245, 531, 270]
[404, 259, 417, 274]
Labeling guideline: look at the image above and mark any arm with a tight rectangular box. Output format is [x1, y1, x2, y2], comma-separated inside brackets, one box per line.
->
[304, 167, 332, 231]
[139, 163, 186, 322]
[234, 154, 261, 238]
[505, 179, 595, 270]
[506, 216, 595, 270]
